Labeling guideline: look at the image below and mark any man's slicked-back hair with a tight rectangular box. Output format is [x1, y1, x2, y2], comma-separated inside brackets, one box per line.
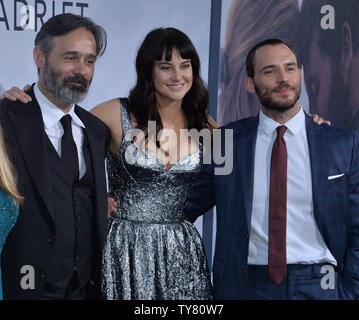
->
[35, 13, 107, 57]
[245, 38, 299, 78]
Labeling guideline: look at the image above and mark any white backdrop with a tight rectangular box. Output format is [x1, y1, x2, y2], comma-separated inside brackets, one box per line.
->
[0, 0, 212, 234]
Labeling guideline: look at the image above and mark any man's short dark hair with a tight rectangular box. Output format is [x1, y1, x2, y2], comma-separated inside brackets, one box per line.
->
[246, 38, 299, 78]
[35, 13, 107, 57]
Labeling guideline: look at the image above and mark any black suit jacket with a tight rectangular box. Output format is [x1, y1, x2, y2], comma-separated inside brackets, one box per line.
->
[0, 87, 111, 299]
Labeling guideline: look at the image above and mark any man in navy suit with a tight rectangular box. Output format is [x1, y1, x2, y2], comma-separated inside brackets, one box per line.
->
[185, 39, 359, 299]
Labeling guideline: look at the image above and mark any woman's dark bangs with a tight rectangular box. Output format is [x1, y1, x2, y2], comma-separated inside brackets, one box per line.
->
[155, 35, 194, 61]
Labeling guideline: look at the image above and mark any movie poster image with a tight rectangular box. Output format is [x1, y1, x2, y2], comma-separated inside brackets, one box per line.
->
[218, 0, 359, 133]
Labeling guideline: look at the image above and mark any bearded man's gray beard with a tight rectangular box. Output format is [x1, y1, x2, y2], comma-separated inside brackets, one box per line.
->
[43, 62, 91, 105]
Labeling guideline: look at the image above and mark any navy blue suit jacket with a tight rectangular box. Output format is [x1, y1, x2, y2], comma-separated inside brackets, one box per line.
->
[184, 113, 359, 299]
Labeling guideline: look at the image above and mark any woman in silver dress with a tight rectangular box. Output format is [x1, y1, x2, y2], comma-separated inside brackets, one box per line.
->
[91, 27, 214, 300]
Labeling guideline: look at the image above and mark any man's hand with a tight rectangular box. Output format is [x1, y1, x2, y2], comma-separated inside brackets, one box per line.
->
[0, 85, 32, 102]
[107, 196, 118, 219]
[309, 113, 331, 126]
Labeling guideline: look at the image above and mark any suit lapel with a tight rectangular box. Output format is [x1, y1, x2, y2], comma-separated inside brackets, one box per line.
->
[75, 106, 105, 188]
[75, 106, 107, 240]
[236, 116, 258, 234]
[305, 114, 328, 236]
[7, 90, 55, 221]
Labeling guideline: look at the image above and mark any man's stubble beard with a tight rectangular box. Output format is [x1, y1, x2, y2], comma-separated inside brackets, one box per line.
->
[254, 81, 301, 113]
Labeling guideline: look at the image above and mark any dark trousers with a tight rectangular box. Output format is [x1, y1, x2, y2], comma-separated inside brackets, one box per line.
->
[246, 263, 339, 300]
[42, 273, 86, 300]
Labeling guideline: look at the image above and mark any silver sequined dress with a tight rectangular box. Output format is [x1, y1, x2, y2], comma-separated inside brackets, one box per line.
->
[101, 99, 213, 300]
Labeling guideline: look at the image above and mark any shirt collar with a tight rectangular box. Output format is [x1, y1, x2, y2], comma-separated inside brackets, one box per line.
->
[34, 83, 85, 129]
[258, 106, 305, 137]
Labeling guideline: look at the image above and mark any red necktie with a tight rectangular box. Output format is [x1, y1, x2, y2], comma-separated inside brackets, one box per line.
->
[268, 125, 287, 284]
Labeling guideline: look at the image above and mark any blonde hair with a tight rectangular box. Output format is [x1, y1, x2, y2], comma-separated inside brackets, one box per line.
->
[219, 0, 299, 125]
[0, 125, 23, 209]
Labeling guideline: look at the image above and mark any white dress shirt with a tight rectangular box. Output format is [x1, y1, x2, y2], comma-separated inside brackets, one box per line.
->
[248, 107, 337, 266]
[34, 84, 86, 179]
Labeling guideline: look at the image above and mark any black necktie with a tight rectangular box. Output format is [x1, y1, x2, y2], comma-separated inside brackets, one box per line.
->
[60, 115, 79, 182]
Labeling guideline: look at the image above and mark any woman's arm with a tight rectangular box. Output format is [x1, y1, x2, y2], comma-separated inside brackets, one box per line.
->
[90, 98, 123, 154]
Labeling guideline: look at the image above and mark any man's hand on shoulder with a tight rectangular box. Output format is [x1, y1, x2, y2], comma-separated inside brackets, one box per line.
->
[309, 113, 331, 126]
[0, 85, 32, 103]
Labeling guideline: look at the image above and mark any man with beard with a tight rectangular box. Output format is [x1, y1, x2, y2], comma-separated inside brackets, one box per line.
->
[0, 14, 110, 299]
[299, 0, 359, 132]
[185, 39, 359, 299]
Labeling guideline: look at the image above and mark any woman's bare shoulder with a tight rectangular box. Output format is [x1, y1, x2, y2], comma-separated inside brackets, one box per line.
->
[91, 98, 123, 153]
[91, 98, 122, 120]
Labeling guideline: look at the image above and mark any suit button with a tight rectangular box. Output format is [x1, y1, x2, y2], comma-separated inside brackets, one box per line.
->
[245, 234, 249, 240]
[74, 200, 79, 206]
[76, 256, 80, 261]
[47, 235, 55, 242]
[40, 270, 47, 278]
[242, 267, 247, 273]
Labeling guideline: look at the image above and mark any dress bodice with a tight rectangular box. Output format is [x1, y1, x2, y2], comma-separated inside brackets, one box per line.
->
[107, 99, 202, 223]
